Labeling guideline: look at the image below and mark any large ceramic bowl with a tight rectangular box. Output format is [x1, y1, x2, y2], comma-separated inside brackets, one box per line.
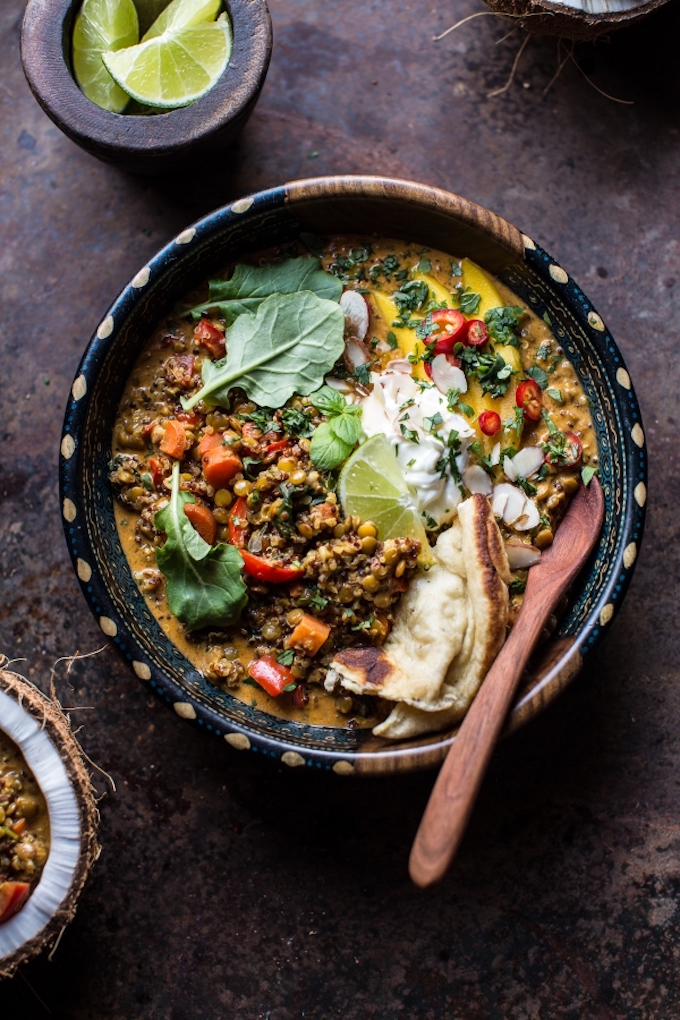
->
[60, 176, 646, 775]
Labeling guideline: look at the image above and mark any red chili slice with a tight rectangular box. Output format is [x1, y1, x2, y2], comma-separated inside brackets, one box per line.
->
[240, 550, 305, 584]
[516, 378, 543, 421]
[478, 410, 501, 436]
[264, 437, 290, 455]
[464, 320, 488, 347]
[424, 309, 467, 354]
[546, 431, 583, 468]
[248, 656, 294, 697]
[148, 457, 164, 489]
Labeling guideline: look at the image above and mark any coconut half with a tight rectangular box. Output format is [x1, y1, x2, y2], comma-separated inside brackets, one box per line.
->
[0, 665, 99, 979]
[483, 0, 669, 39]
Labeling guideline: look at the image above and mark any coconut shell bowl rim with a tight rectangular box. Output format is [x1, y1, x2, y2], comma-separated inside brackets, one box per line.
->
[20, 0, 272, 175]
[59, 175, 646, 777]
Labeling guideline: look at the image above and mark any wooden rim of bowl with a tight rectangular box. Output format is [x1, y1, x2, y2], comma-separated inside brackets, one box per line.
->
[20, 0, 272, 170]
[0, 665, 100, 979]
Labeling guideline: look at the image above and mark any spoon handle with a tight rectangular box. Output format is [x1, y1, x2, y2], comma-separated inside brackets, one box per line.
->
[409, 479, 604, 889]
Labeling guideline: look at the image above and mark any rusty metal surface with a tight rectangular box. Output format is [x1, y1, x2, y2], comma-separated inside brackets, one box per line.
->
[1, 0, 679, 1014]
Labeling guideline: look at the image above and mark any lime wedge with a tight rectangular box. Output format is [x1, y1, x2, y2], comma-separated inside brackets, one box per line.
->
[72, 0, 139, 113]
[142, 0, 222, 40]
[338, 436, 434, 564]
[102, 11, 232, 109]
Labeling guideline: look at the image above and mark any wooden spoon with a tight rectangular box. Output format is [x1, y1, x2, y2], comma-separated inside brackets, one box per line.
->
[409, 477, 605, 888]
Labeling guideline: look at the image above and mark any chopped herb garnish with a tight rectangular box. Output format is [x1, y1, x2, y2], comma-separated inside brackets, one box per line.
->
[581, 465, 598, 486]
[400, 423, 420, 443]
[484, 305, 524, 347]
[459, 289, 482, 316]
[277, 648, 295, 666]
[423, 412, 443, 433]
[281, 407, 315, 437]
[546, 387, 563, 403]
[386, 330, 399, 349]
[509, 579, 527, 595]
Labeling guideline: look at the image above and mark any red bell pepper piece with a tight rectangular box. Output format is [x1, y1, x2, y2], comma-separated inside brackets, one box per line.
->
[248, 656, 295, 697]
[0, 881, 30, 924]
[194, 318, 226, 359]
[240, 550, 304, 584]
[148, 457, 164, 489]
[228, 497, 249, 548]
[264, 437, 290, 455]
[516, 378, 543, 421]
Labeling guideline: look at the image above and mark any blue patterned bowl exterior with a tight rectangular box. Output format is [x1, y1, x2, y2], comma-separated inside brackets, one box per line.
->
[60, 177, 646, 776]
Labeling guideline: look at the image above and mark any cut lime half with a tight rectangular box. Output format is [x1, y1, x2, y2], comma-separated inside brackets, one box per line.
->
[102, 12, 232, 109]
[72, 0, 139, 113]
[338, 435, 434, 565]
[142, 0, 222, 40]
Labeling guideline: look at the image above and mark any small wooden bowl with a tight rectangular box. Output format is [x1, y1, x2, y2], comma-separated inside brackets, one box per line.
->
[20, 0, 272, 176]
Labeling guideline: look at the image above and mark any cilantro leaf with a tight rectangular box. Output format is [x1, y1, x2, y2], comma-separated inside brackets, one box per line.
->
[582, 465, 598, 486]
[459, 289, 482, 315]
[526, 365, 549, 390]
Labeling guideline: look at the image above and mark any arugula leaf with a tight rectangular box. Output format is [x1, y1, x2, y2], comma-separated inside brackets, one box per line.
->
[183, 292, 345, 411]
[485, 306, 524, 347]
[183, 257, 342, 323]
[155, 464, 247, 631]
[526, 365, 549, 390]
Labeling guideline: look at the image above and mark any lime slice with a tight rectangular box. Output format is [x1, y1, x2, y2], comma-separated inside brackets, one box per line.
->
[72, 0, 139, 113]
[338, 436, 434, 564]
[102, 12, 232, 109]
[142, 0, 221, 40]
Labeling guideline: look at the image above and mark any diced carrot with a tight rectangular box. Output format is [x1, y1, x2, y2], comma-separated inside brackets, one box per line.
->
[184, 503, 217, 545]
[287, 613, 331, 656]
[160, 419, 188, 459]
[197, 431, 223, 457]
[11, 818, 26, 836]
[201, 448, 242, 489]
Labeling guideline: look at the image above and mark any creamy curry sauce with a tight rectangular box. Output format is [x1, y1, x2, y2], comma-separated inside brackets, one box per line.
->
[112, 237, 597, 730]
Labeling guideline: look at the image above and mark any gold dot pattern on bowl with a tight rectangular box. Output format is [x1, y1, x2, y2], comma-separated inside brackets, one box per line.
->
[616, 368, 631, 389]
[225, 733, 250, 751]
[587, 311, 605, 332]
[62, 498, 76, 522]
[96, 315, 114, 340]
[281, 751, 305, 768]
[100, 616, 117, 637]
[631, 424, 644, 448]
[61, 434, 75, 460]
[71, 375, 87, 401]
[549, 264, 568, 284]
[131, 266, 150, 288]
[634, 482, 647, 508]
[599, 603, 614, 626]
[132, 661, 151, 680]
[76, 558, 92, 583]
[176, 228, 196, 245]
[173, 702, 196, 720]
[232, 197, 254, 214]
[332, 761, 354, 776]
[623, 542, 637, 569]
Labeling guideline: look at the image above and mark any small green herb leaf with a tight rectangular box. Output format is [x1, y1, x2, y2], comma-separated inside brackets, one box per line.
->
[546, 387, 563, 403]
[459, 289, 482, 315]
[277, 648, 295, 666]
[309, 421, 352, 470]
[581, 465, 598, 486]
[485, 306, 524, 347]
[526, 365, 550, 390]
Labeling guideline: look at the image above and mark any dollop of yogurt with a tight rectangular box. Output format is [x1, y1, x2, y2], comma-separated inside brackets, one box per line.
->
[358, 361, 475, 525]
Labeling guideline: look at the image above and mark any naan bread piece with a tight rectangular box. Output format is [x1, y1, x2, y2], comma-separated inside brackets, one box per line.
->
[328, 494, 510, 739]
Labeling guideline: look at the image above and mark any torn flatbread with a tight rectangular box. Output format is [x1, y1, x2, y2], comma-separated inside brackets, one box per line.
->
[327, 494, 510, 739]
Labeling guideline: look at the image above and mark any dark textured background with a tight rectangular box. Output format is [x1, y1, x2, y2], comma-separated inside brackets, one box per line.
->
[1, 0, 679, 1015]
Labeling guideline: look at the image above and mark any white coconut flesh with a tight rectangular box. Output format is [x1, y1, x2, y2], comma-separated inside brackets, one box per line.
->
[0, 689, 83, 964]
[551, 0, 645, 13]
